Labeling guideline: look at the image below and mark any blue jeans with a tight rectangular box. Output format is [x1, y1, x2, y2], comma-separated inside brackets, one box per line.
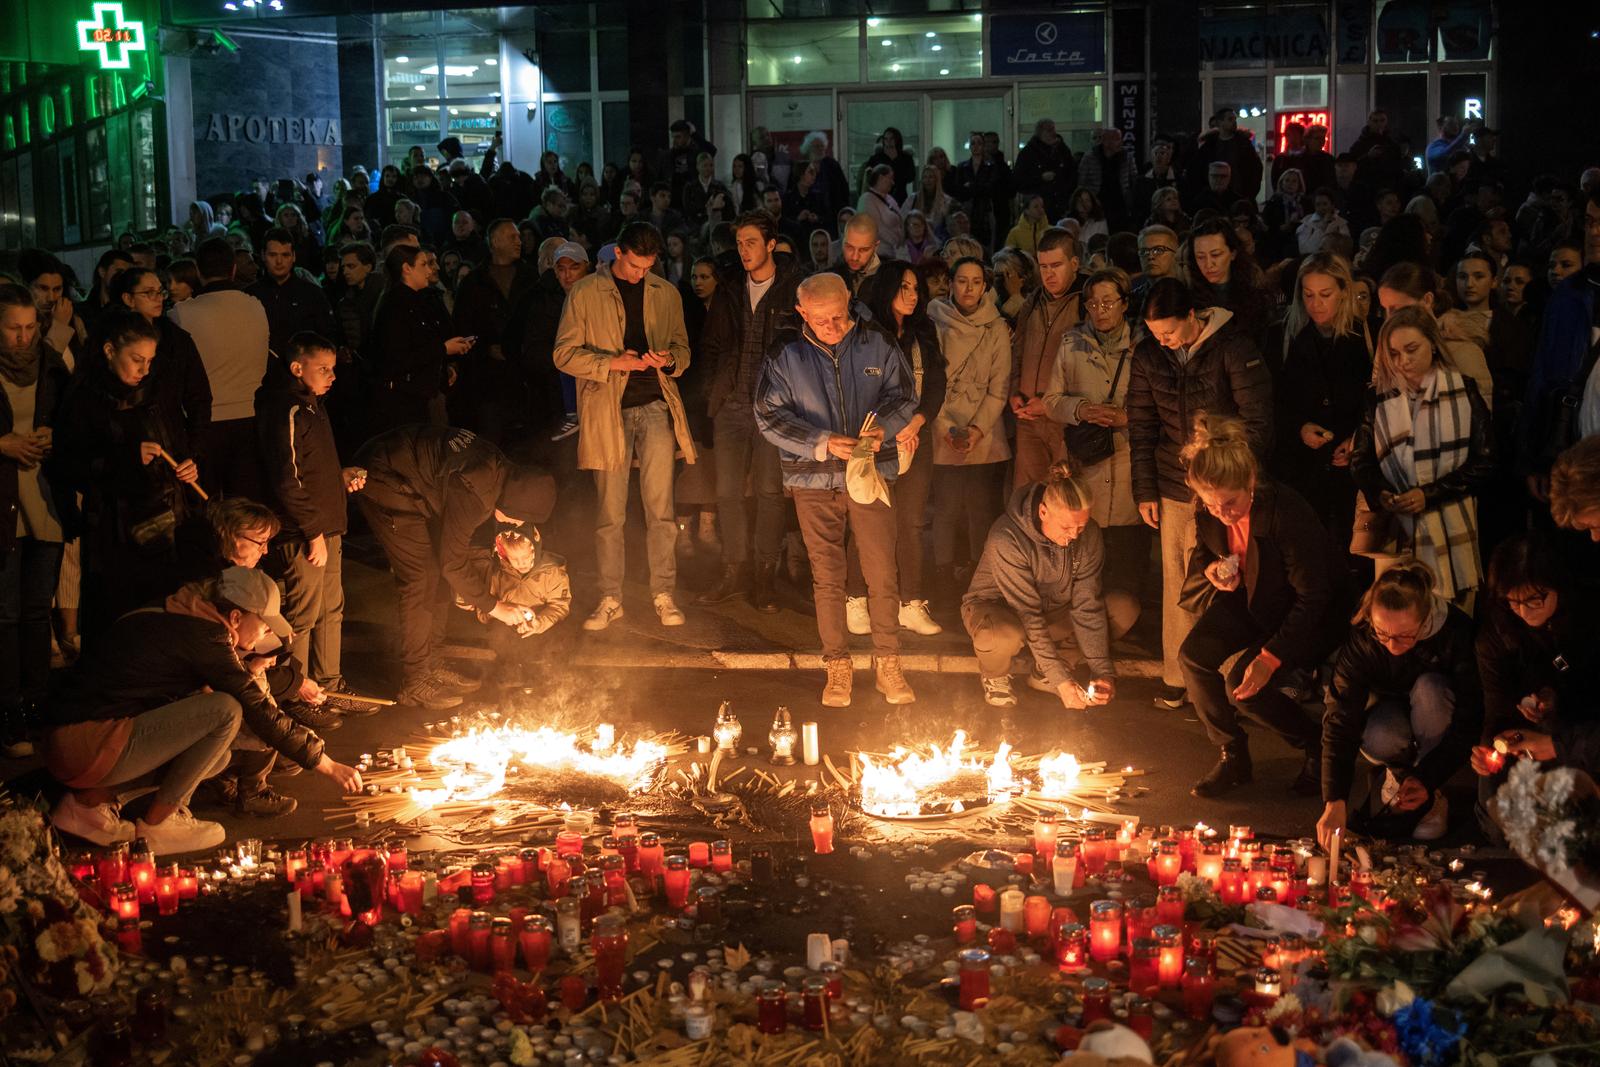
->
[1360, 673, 1456, 771]
[0, 537, 64, 708]
[594, 401, 677, 598]
[97, 691, 242, 809]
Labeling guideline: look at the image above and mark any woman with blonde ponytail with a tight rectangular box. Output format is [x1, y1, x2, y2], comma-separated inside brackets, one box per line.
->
[960, 461, 1131, 710]
[1317, 559, 1480, 849]
[1178, 414, 1348, 801]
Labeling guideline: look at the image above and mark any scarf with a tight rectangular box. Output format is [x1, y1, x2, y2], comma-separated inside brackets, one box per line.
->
[1373, 367, 1481, 597]
[0, 339, 41, 388]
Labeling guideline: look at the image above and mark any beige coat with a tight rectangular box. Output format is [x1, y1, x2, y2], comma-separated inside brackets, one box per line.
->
[552, 264, 698, 471]
[1044, 320, 1139, 527]
[928, 296, 1013, 466]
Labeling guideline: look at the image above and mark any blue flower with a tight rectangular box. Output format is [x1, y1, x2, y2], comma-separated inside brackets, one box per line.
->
[1391, 998, 1466, 1065]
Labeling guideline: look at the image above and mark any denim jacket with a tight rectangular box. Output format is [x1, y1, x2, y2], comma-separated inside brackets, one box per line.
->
[754, 311, 917, 491]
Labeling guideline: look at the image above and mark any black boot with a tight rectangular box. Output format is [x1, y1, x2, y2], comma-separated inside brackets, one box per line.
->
[751, 564, 779, 614]
[696, 563, 750, 606]
[1191, 745, 1253, 798]
[1288, 746, 1322, 797]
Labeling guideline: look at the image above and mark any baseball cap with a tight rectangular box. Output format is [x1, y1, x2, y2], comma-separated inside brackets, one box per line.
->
[217, 566, 293, 642]
[553, 241, 588, 265]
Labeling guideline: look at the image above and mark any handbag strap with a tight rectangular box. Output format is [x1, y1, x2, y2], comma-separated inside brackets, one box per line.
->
[1105, 349, 1130, 409]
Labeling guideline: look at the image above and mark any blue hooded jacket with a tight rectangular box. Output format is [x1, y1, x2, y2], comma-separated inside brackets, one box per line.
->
[754, 306, 918, 491]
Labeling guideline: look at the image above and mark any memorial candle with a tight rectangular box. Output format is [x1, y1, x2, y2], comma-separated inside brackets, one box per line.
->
[491, 917, 517, 973]
[1182, 957, 1215, 1020]
[1081, 977, 1111, 1023]
[400, 872, 425, 916]
[468, 911, 493, 972]
[284, 848, 307, 884]
[957, 948, 991, 1010]
[801, 976, 829, 1030]
[1023, 894, 1051, 938]
[450, 907, 473, 957]
[177, 868, 198, 901]
[687, 841, 710, 869]
[973, 882, 997, 915]
[1155, 924, 1183, 988]
[1129, 938, 1160, 995]
[1218, 858, 1245, 905]
[112, 881, 140, 922]
[710, 840, 733, 873]
[636, 833, 665, 881]
[1033, 813, 1058, 860]
[952, 904, 977, 945]
[385, 845, 408, 873]
[1254, 966, 1282, 1000]
[695, 885, 722, 926]
[555, 897, 581, 954]
[1089, 899, 1122, 962]
[601, 855, 627, 907]
[1052, 841, 1078, 896]
[1196, 842, 1224, 886]
[809, 806, 834, 855]
[1080, 827, 1107, 875]
[154, 865, 179, 917]
[592, 913, 628, 1001]
[546, 856, 572, 899]
[97, 844, 129, 893]
[1156, 884, 1185, 926]
[128, 845, 156, 906]
[555, 829, 584, 857]
[1055, 922, 1087, 971]
[472, 863, 496, 904]
[757, 984, 788, 1033]
[520, 914, 553, 970]
[998, 888, 1025, 933]
[663, 854, 692, 909]
[519, 847, 540, 885]
[1153, 840, 1182, 886]
[495, 856, 515, 891]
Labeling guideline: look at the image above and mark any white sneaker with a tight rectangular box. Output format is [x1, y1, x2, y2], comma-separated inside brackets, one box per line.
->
[981, 676, 1017, 707]
[898, 600, 943, 635]
[583, 596, 625, 631]
[136, 807, 225, 854]
[1412, 791, 1449, 841]
[845, 596, 870, 635]
[653, 593, 685, 627]
[51, 793, 135, 846]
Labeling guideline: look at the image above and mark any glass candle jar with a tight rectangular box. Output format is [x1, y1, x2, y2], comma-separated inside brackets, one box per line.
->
[1218, 857, 1245, 905]
[579, 871, 607, 932]
[612, 812, 637, 839]
[1153, 840, 1182, 886]
[491, 917, 517, 973]
[809, 806, 835, 855]
[520, 914, 553, 970]
[555, 897, 581, 954]
[694, 885, 722, 926]
[973, 882, 997, 916]
[637, 833, 665, 880]
[592, 913, 628, 1001]
[756, 984, 787, 1034]
[801, 976, 829, 1031]
[684, 1004, 712, 1040]
[1196, 842, 1224, 886]
[1033, 813, 1058, 861]
[111, 882, 139, 922]
[1129, 937, 1160, 995]
[687, 841, 710, 869]
[1182, 956, 1216, 1020]
[177, 867, 198, 901]
[555, 829, 584, 857]
[957, 948, 991, 1010]
[1053, 840, 1079, 895]
[1089, 899, 1122, 962]
[468, 911, 493, 972]
[133, 985, 168, 1044]
[153, 864, 179, 917]
[1023, 894, 1051, 938]
[750, 847, 773, 884]
[1156, 884, 1185, 926]
[1055, 922, 1087, 971]
[449, 907, 472, 956]
[1254, 966, 1282, 999]
[495, 856, 516, 891]
[601, 854, 628, 907]
[97, 844, 129, 893]
[710, 839, 733, 873]
[546, 855, 572, 899]
[284, 848, 307, 884]
[471, 863, 496, 904]
[1125, 896, 1157, 943]
[1081, 828, 1107, 875]
[1154, 924, 1183, 988]
[952, 904, 978, 945]
[663, 854, 692, 909]
[1081, 976, 1111, 1024]
[998, 888, 1025, 933]
[128, 846, 156, 906]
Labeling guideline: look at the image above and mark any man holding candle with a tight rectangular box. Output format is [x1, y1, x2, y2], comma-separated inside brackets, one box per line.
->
[961, 464, 1125, 708]
[755, 272, 918, 707]
[43, 567, 365, 852]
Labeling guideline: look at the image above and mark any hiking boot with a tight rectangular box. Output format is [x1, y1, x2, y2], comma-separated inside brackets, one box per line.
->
[653, 592, 686, 627]
[845, 596, 870, 635]
[285, 700, 343, 732]
[1191, 747, 1254, 799]
[821, 658, 852, 708]
[136, 807, 226, 854]
[899, 600, 942, 635]
[874, 656, 916, 705]
[1153, 684, 1189, 710]
[696, 564, 748, 606]
[431, 664, 481, 694]
[1288, 750, 1322, 797]
[583, 596, 624, 631]
[1413, 791, 1449, 841]
[238, 787, 298, 818]
[397, 675, 465, 711]
[981, 675, 1017, 707]
[751, 564, 779, 614]
[51, 793, 135, 846]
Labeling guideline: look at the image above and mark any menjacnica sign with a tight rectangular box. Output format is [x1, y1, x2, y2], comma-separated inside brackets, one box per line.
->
[202, 113, 342, 146]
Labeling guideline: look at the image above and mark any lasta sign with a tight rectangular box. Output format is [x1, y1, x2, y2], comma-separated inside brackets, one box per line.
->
[77, 2, 148, 71]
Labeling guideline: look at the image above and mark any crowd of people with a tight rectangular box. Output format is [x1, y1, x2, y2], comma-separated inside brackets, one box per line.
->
[4, 105, 1600, 855]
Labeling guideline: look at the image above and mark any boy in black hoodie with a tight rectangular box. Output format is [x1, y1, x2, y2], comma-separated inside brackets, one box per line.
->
[256, 332, 365, 709]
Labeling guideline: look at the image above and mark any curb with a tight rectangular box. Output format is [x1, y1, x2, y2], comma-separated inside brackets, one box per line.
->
[540, 647, 1166, 678]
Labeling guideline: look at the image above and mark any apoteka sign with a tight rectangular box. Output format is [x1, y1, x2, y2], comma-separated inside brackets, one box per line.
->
[203, 113, 342, 146]
[76, 2, 147, 71]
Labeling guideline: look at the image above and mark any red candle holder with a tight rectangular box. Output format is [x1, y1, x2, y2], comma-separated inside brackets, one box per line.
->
[1195, 842, 1224, 887]
[177, 868, 198, 901]
[97, 844, 129, 894]
[1156, 885, 1185, 926]
[491, 917, 517, 973]
[1089, 899, 1122, 962]
[1182, 956, 1216, 1020]
[495, 857, 515, 892]
[1080, 828, 1107, 875]
[1154, 924, 1183, 988]
[636, 833, 665, 881]
[154, 866, 179, 917]
[801, 976, 829, 1030]
[1081, 977, 1111, 1023]
[694, 885, 722, 925]
[519, 847, 540, 885]
[663, 854, 692, 910]
[756, 984, 787, 1033]
[1055, 922, 1087, 971]
[809, 806, 834, 855]
[468, 911, 493, 972]
[1153, 840, 1182, 886]
[1129, 937, 1160, 995]
[972, 882, 997, 916]
[957, 948, 991, 1010]
[400, 872, 425, 916]
[128, 848, 156, 906]
[520, 915, 553, 971]
[1023, 894, 1051, 938]
[285, 848, 308, 884]
[1218, 858, 1246, 905]
[592, 914, 628, 1001]
[710, 840, 733, 873]
[601, 855, 628, 907]
[471, 863, 496, 904]
[555, 830, 584, 857]
[687, 842, 710, 869]
[112, 882, 139, 922]
[449, 907, 473, 957]
[545, 856, 572, 899]
[1033, 813, 1058, 861]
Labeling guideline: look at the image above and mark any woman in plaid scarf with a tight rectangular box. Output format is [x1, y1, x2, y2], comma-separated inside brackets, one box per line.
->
[1350, 306, 1494, 605]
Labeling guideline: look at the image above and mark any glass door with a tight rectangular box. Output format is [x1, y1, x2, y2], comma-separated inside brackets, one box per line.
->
[842, 95, 920, 200]
[929, 91, 1010, 172]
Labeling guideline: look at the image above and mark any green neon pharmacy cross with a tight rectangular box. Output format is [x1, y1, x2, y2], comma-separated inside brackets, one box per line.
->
[77, 2, 148, 71]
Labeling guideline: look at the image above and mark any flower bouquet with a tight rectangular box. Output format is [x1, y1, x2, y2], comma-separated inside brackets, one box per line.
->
[1492, 760, 1600, 913]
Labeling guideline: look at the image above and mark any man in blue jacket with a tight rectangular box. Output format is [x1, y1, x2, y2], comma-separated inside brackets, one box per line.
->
[755, 273, 918, 708]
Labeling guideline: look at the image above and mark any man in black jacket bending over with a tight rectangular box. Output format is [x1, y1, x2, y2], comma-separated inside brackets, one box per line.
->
[354, 425, 556, 710]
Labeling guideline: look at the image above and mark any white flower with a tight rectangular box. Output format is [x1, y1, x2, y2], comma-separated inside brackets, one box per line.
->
[0, 866, 19, 914]
[1375, 981, 1416, 1017]
[1264, 993, 1303, 1025]
[1542, 768, 1577, 809]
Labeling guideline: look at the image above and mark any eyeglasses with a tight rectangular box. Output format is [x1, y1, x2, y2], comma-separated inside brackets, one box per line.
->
[237, 532, 270, 549]
[1370, 624, 1422, 644]
[132, 287, 168, 299]
[1139, 247, 1176, 258]
[1506, 588, 1552, 611]
[1084, 298, 1125, 311]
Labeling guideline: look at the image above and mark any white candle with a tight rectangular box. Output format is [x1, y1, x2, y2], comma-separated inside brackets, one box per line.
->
[831, 938, 850, 965]
[421, 872, 438, 903]
[1328, 828, 1343, 890]
[1305, 856, 1328, 885]
[999, 889, 1025, 933]
[806, 932, 833, 971]
[287, 890, 302, 933]
[802, 722, 820, 766]
[1052, 853, 1078, 896]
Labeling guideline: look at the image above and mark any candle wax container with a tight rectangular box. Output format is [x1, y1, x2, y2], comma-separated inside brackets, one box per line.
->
[972, 883, 997, 916]
[663, 855, 692, 910]
[556, 830, 584, 857]
[128, 848, 156, 906]
[1080, 828, 1107, 875]
[592, 914, 629, 1001]
[1153, 840, 1182, 886]
[1196, 842, 1224, 887]
[468, 911, 493, 972]
[177, 868, 198, 901]
[556, 898, 581, 953]
[97, 844, 129, 894]
[695, 885, 722, 926]
[1129, 937, 1160, 995]
[800, 976, 830, 1030]
[1053, 842, 1079, 895]
[952, 904, 977, 945]
[688, 842, 710, 868]
[491, 917, 517, 973]
[998, 888, 1025, 933]
[710, 839, 733, 873]
[1182, 957, 1216, 1020]
[1156, 884, 1185, 926]
[520, 915, 554, 970]
[750, 848, 773, 884]
[1023, 894, 1051, 938]
[1055, 922, 1087, 971]
[546, 856, 572, 899]
[756, 984, 788, 1034]
[471, 863, 496, 904]
[1154, 924, 1183, 988]
[1081, 977, 1111, 1024]
[112, 882, 139, 922]
[637, 833, 665, 881]
[154, 865, 179, 917]
[957, 948, 991, 1010]
[1089, 899, 1122, 962]
[809, 806, 835, 855]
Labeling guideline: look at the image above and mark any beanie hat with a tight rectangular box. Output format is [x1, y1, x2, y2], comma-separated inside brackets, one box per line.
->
[497, 465, 557, 525]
